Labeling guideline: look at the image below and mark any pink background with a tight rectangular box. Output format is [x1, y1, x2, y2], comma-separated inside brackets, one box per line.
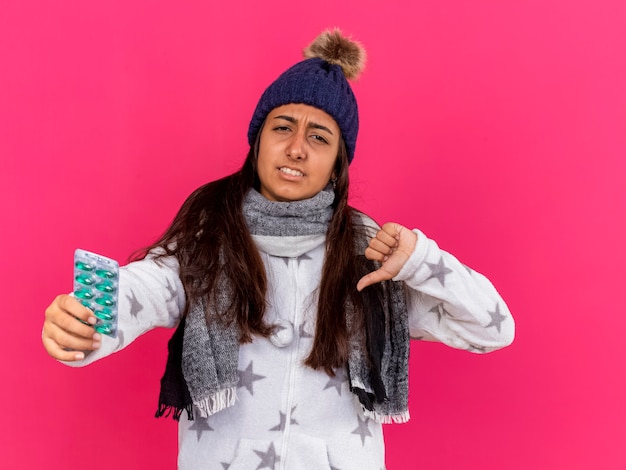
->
[2, 0, 625, 468]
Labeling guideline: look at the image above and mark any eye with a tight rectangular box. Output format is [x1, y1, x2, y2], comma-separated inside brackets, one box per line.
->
[310, 134, 329, 144]
[273, 126, 292, 133]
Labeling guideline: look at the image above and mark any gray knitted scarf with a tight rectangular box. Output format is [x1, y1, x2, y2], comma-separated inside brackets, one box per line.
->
[167, 187, 410, 424]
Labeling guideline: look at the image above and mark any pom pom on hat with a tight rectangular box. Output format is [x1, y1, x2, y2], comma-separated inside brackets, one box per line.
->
[248, 28, 366, 163]
[303, 28, 366, 81]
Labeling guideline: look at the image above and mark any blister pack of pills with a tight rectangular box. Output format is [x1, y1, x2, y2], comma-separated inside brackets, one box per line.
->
[73, 249, 119, 337]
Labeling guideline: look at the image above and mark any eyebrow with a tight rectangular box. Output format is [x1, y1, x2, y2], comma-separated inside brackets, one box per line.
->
[274, 115, 335, 136]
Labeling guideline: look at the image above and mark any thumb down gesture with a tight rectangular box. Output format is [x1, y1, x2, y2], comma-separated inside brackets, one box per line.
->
[357, 222, 417, 292]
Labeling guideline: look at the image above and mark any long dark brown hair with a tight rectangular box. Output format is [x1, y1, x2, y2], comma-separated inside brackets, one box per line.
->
[136, 138, 382, 375]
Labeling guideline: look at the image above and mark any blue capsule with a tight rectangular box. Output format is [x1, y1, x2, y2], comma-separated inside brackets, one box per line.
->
[95, 281, 116, 293]
[94, 323, 114, 335]
[95, 295, 116, 307]
[75, 273, 95, 286]
[96, 268, 117, 279]
[94, 308, 114, 321]
[75, 261, 94, 271]
[74, 289, 94, 300]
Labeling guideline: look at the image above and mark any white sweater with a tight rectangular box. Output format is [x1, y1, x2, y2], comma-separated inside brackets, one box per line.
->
[68, 228, 514, 470]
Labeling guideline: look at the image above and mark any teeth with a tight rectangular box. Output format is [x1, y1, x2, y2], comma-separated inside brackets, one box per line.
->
[280, 167, 304, 177]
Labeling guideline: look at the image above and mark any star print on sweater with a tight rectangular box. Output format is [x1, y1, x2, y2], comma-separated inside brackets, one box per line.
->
[127, 291, 144, 318]
[298, 321, 313, 339]
[486, 304, 508, 332]
[165, 278, 177, 304]
[429, 302, 454, 323]
[425, 257, 453, 285]
[351, 415, 373, 446]
[323, 367, 348, 395]
[116, 330, 125, 348]
[237, 361, 266, 395]
[269, 406, 298, 431]
[254, 442, 279, 470]
[189, 414, 213, 441]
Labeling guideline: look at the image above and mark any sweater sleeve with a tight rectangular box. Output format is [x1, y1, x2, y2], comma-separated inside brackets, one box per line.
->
[393, 229, 515, 353]
[63, 254, 186, 367]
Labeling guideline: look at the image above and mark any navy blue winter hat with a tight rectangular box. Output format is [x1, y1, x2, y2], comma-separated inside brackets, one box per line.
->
[247, 29, 366, 163]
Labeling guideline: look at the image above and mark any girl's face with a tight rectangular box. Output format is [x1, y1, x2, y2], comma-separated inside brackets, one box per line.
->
[257, 103, 340, 202]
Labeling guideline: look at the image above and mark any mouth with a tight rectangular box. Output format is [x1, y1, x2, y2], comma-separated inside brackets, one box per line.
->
[279, 167, 304, 177]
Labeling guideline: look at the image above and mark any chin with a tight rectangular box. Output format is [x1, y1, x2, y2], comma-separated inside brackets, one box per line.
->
[265, 187, 307, 202]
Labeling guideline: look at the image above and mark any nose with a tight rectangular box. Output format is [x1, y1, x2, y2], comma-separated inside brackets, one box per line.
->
[286, 131, 306, 160]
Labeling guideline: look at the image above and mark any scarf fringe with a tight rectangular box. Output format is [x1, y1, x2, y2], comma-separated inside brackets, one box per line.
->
[363, 408, 411, 424]
[155, 403, 193, 421]
[194, 387, 237, 419]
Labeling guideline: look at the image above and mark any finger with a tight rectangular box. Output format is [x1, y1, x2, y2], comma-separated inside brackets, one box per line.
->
[42, 335, 88, 361]
[57, 294, 98, 325]
[376, 226, 400, 247]
[46, 295, 97, 335]
[42, 334, 85, 361]
[54, 310, 99, 339]
[364, 244, 391, 262]
[357, 268, 393, 292]
[368, 237, 395, 255]
[43, 320, 101, 353]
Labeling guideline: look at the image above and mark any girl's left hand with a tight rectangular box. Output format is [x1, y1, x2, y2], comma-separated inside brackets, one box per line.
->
[357, 222, 417, 291]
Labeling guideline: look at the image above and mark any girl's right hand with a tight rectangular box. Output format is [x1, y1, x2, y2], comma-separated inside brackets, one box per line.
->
[42, 294, 102, 361]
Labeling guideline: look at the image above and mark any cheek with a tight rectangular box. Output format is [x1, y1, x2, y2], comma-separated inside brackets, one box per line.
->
[309, 162, 336, 190]
[256, 147, 272, 175]
[320, 150, 339, 179]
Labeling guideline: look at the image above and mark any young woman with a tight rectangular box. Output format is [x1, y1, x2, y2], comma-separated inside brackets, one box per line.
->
[42, 29, 514, 470]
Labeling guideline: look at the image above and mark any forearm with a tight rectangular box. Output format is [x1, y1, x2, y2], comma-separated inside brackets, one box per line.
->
[63, 254, 185, 366]
[396, 230, 515, 352]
